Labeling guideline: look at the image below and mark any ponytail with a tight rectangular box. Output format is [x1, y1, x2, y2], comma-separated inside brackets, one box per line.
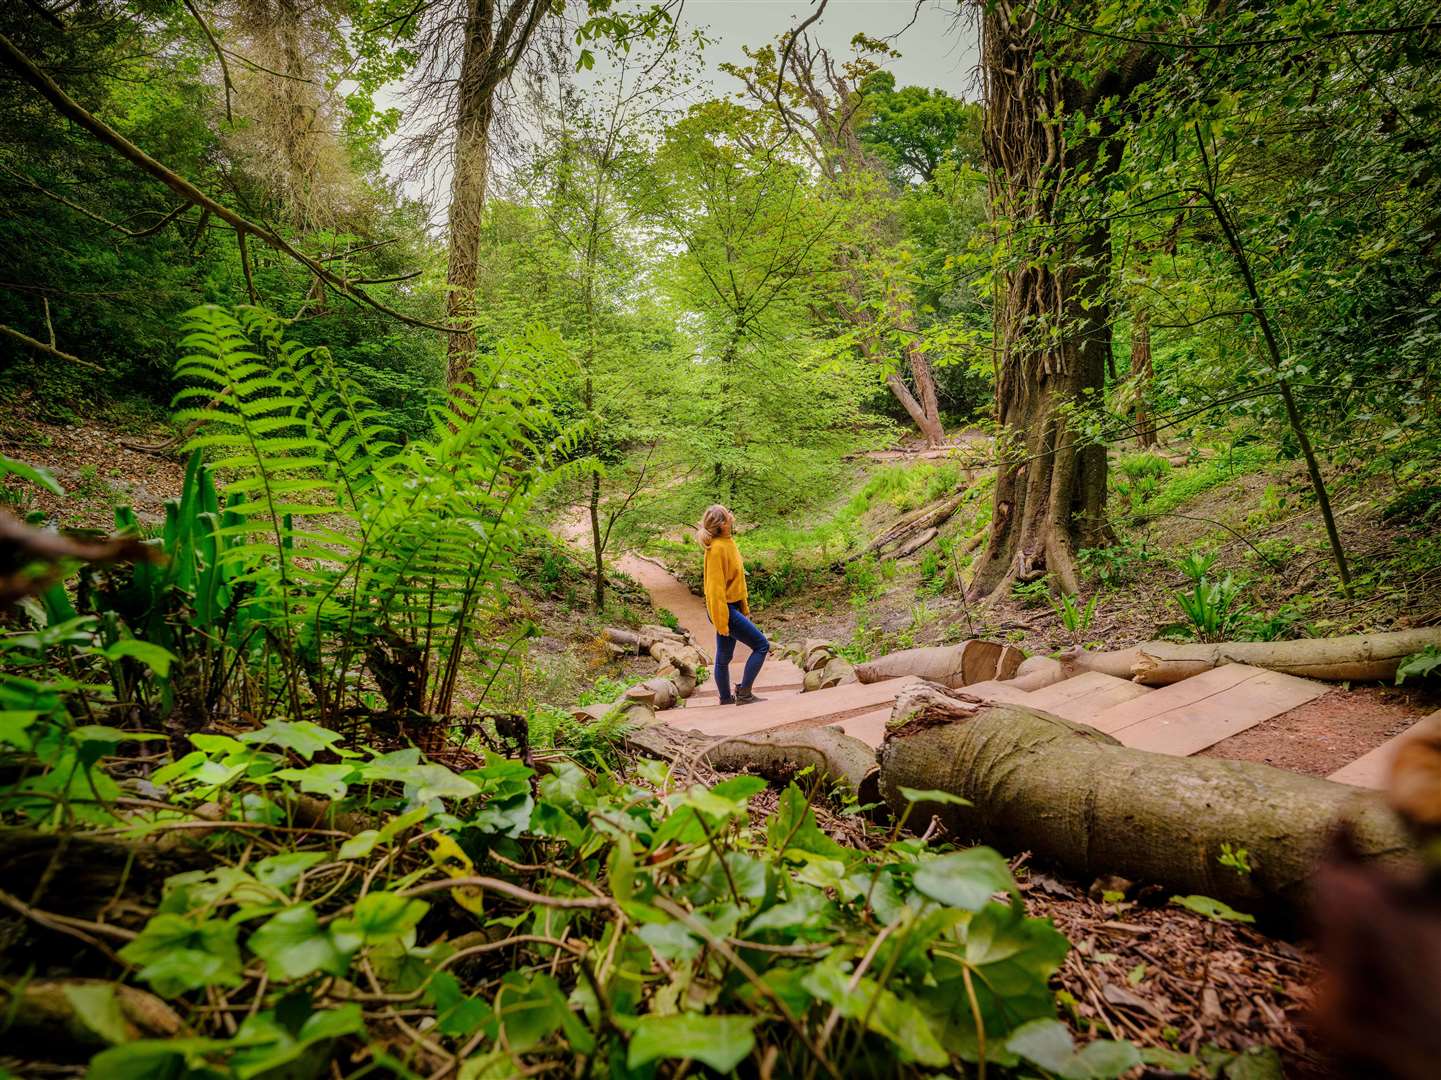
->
[696, 504, 731, 547]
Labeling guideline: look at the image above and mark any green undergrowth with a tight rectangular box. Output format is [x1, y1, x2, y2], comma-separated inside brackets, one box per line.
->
[0, 694, 1188, 1078]
[1127, 444, 1273, 524]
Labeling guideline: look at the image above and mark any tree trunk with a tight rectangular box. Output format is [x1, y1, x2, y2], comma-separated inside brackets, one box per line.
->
[589, 466, 605, 610]
[903, 333, 945, 446]
[1130, 308, 1157, 447]
[968, 7, 1154, 599]
[877, 699, 1414, 920]
[444, 36, 493, 384]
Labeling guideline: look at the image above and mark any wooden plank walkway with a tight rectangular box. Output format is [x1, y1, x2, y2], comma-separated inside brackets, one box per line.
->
[1328, 709, 1440, 788]
[1091, 664, 1326, 757]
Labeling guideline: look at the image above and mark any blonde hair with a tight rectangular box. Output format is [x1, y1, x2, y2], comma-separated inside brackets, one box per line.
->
[696, 504, 732, 547]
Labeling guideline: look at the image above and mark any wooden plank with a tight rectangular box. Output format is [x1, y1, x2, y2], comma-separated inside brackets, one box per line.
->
[1087, 664, 1265, 736]
[1108, 667, 1327, 757]
[1328, 709, 1441, 788]
[825, 707, 891, 748]
[952, 679, 1034, 708]
[1025, 671, 1151, 724]
[667, 677, 921, 739]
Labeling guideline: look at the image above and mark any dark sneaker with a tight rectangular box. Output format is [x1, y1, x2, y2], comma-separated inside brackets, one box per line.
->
[735, 687, 766, 706]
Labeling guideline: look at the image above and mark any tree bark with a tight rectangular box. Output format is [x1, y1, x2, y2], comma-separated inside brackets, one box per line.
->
[1130, 308, 1157, 447]
[442, 0, 552, 384]
[968, 8, 1155, 599]
[877, 698, 1414, 919]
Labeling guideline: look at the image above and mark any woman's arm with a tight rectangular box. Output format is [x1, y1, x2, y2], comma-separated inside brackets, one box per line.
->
[703, 549, 730, 636]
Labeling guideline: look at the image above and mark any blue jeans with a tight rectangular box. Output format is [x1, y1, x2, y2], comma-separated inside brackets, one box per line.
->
[713, 602, 768, 702]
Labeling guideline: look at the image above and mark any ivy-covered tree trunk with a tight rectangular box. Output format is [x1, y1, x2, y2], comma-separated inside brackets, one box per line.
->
[968, 4, 1154, 598]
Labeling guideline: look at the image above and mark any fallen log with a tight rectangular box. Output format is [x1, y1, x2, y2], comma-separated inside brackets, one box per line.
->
[855, 640, 1024, 689]
[626, 723, 878, 800]
[834, 492, 964, 568]
[877, 688, 1414, 918]
[802, 655, 857, 692]
[0, 979, 185, 1056]
[892, 526, 938, 560]
[1129, 628, 1441, 685]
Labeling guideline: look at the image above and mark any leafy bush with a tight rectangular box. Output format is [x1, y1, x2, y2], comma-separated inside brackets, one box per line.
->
[1079, 537, 1153, 588]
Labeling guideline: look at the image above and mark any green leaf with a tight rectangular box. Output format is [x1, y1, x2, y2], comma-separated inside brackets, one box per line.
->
[1006, 1018, 1141, 1079]
[897, 786, 972, 807]
[1171, 894, 1255, 924]
[85, 1037, 226, 1080]
[338, 829, 381, 859]
[60, 983, 131, 1045]
[625, 1013, 758, 1072]
[767, 784, 847, 858]
[0, 453, 63, 495]
[102, 640, 178, 677]
[331, 891, 429, 951]
[248, 904, 352, 981]
[119, 914, 243, 997]
[745, 890, 829, 934]
[238, 719, 343, 761]
[912, 847, 1014, 911]
[0, 710, 42, 749]
[802, 961, 948, 1067]
[273, 762, 357, 800]
[253, 851, 328, 890]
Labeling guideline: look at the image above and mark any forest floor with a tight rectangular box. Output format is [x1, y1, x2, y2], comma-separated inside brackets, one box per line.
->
[9, 407, 1437, 1073]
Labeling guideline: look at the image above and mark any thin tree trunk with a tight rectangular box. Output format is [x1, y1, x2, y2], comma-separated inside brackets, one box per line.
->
[589, 465, 604, 611]
[1130, 308, 1157, 447]
[1194, 126, 1352, 596]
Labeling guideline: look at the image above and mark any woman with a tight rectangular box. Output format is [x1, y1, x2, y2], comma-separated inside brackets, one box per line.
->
[698, 503, 769, 705]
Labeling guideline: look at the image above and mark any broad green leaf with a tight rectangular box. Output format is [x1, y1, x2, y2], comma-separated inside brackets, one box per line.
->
[119, 914, 243, 998]
[1171, 894, 1256, 924]
[912, 847, 1014, 911]
[247, 904, 351, 980]
[338, 829, 381, 860]
[635, 921, 702, 962]
[802, 961, 948, 1067]
[60, 983, 131, 1045]
[0, 710, 41, 749]
[0, 453, 63, 495]
[625, 1013, 758, 1073]
[1006, 1018, 1141, 1079]
[253, 851, 328, 890]
[102, 640, 178, 677]
[331, 891, 429, 951]
[239, 719, 343, 761]
[273, 762, 356, 800]
[85, 1037, 226, 1080]
[766, 784, 847, 858]
[745, 890, 829, 934]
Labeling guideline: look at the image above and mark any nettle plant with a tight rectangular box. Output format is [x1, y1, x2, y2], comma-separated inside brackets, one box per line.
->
[28, 719, 1149, 1079]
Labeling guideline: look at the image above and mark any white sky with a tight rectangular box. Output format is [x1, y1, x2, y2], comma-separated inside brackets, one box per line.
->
[381, 0, 979, 218]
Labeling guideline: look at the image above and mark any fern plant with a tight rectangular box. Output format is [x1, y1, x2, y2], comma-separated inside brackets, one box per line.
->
[170, 306, 588, 724]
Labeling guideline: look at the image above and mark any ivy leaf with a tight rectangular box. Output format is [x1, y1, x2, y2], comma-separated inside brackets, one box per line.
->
[60, 983, 131, 1045]
[119, 914, 243, 998]
[331, 891, 429, 952]
[912, 847, 1014, 911]
[634, 921, 703, 962]
[802, 961, 949, 1067]
[248, 904, 352, 981]
[767, 784, 847, 858]
[338, 830, 381, 860]
[625, 1014, 758, 1072]
[1006, 1018, 1141, 1079]
[253, 851, 328, 891]
[745, 890, 829, 935]
[494, 971, 593, 1055]
[0, 710, 42, 750]
[239, 720, 343, 761]
[273, 762, 357, 800]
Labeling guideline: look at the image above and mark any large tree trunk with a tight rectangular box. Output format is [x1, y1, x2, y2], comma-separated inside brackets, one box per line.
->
[968, 7, 1154, 598]
[877, 696, 1414, 920]
[444, 17, 494, 384]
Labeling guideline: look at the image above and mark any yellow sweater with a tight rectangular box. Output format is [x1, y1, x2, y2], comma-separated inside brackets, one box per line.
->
[702, 536, 749, 636]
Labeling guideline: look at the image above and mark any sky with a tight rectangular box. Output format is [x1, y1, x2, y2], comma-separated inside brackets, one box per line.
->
[648, 0, 979, 99]
[383, 1, 980, 216]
